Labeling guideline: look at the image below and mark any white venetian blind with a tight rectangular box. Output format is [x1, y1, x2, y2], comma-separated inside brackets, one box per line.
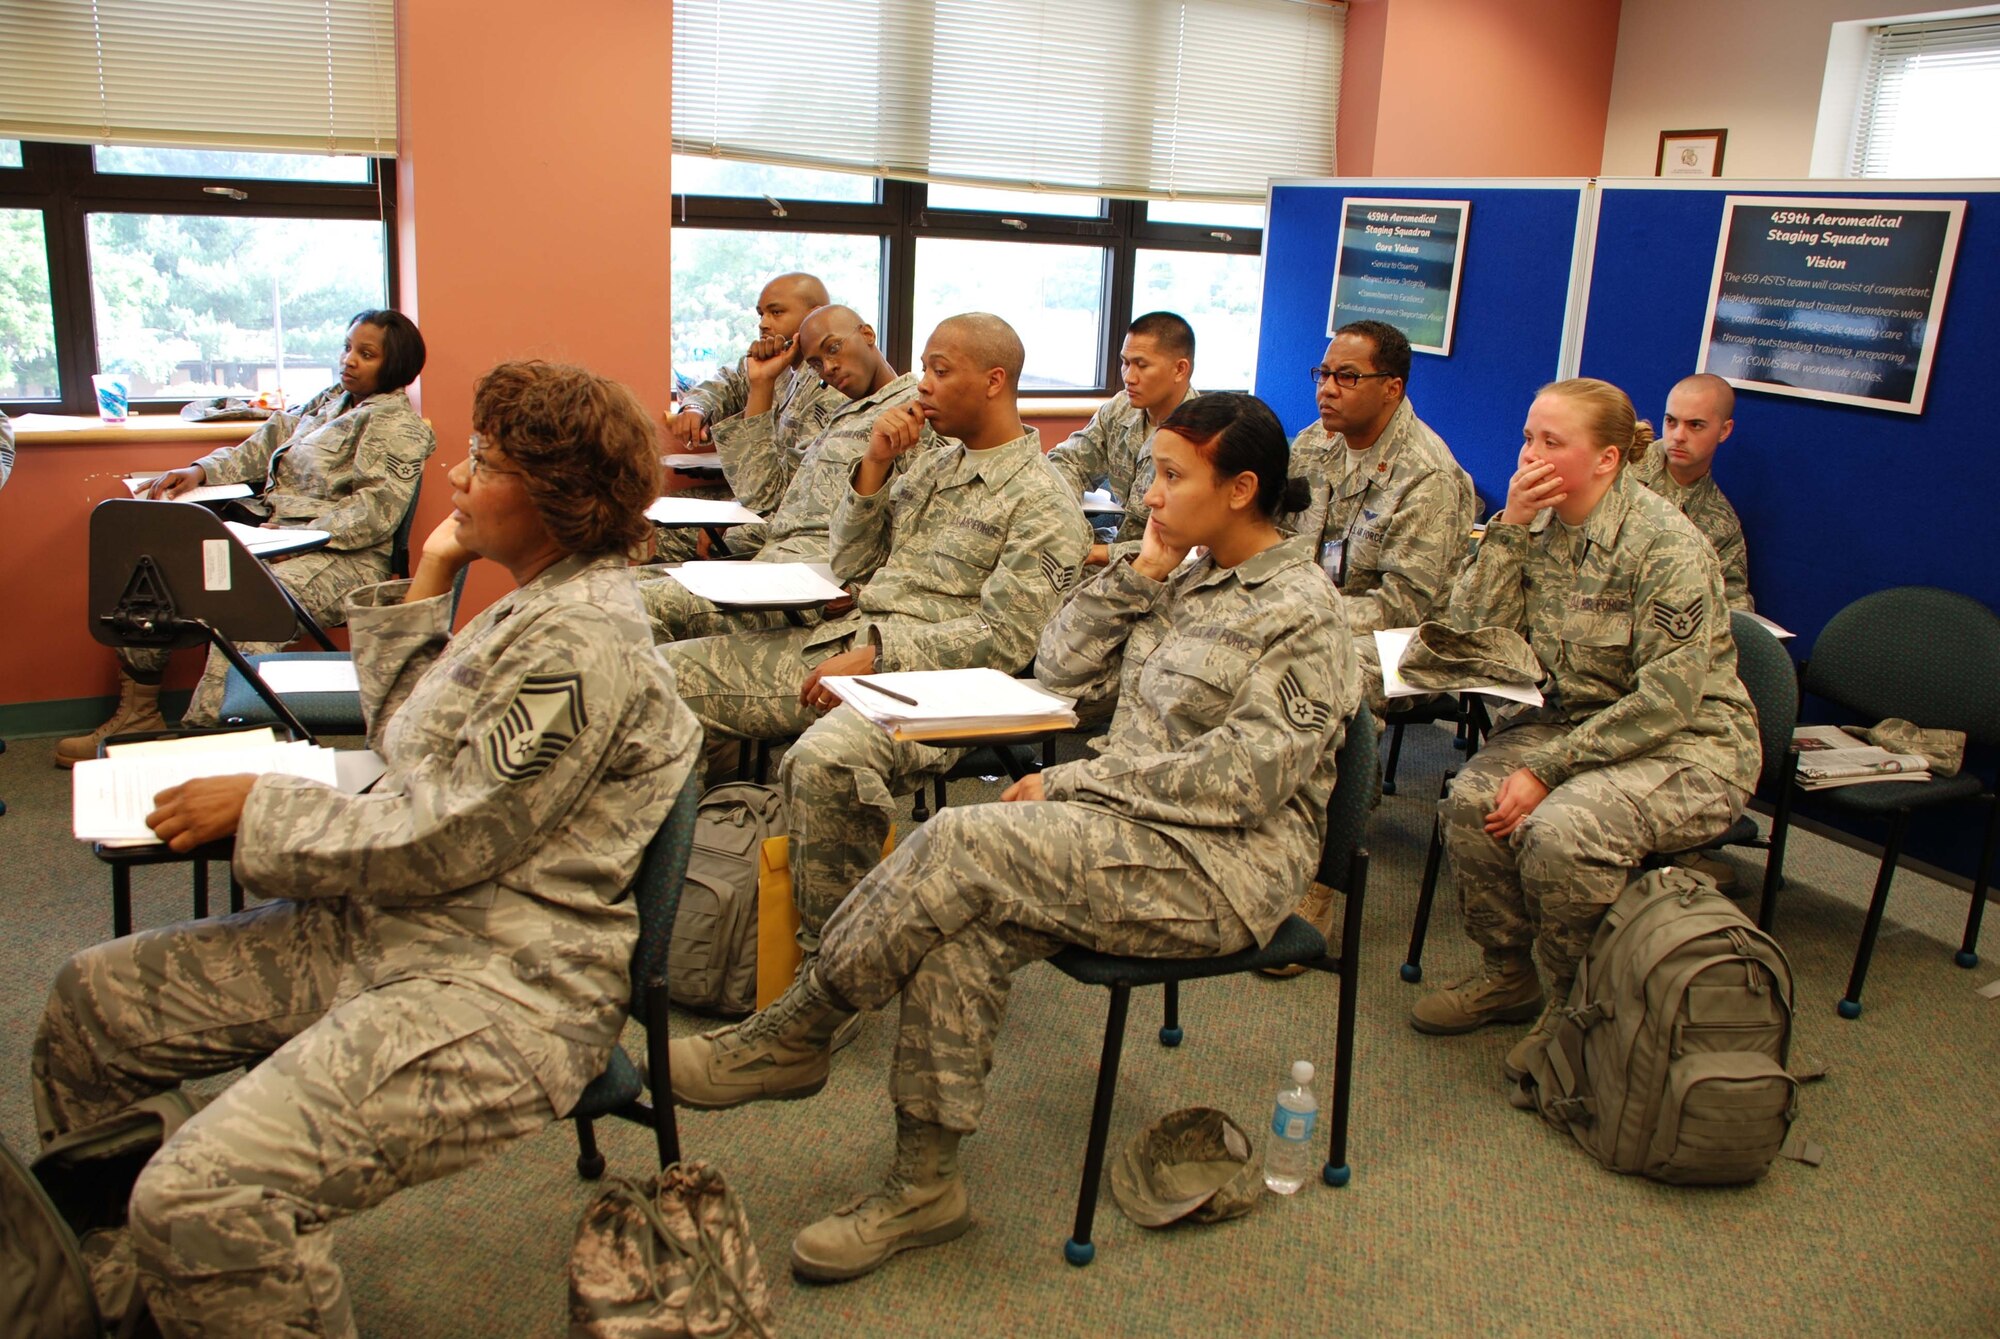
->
[1850, 14, 2000, 178]
[673, 0, 1343, 201]
[0, 0, 398, 155]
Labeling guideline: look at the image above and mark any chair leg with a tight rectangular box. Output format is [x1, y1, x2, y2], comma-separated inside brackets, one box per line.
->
[934, 774, 948, 816]
[1325, 849, 1368, 1188]
[574, 1116, 606, 1180]
[1381, 721, 1406, 796]
[1065, 982, 1131, 1267]
[113, 864, 132, 940]
[1160, 980, 1182, 1047]
[192, 860, 210, 920]
[1402, 771, 1454, 983]
[1841, 811, 1908, 1019]
[1758, 778, 1797, 936]
[1956, 791, 1997, 970]
[229, 872, 245, 915]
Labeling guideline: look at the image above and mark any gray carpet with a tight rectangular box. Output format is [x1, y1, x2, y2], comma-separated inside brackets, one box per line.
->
[2, 722, 1996, 1335]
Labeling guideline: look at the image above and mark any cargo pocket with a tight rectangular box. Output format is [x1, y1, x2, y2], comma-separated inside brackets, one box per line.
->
[1645, 1051, 1796, 1186]
[1080, 859, 1222, 956]
[1560, 612, 1632, 688]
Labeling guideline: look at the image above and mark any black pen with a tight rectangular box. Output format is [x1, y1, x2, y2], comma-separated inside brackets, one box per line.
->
[853, 676, 919, 707]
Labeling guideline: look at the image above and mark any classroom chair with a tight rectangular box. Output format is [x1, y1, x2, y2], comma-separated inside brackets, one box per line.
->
[1046, 710, 1373, 1266]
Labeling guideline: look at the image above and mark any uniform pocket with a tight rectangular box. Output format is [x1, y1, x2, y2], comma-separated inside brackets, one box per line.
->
[1142, 640, 1253, 727]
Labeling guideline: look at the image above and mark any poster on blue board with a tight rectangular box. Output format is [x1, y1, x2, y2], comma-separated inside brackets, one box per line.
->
[1698, 195, 1964, 414]
[1325, 198, 1469, 355]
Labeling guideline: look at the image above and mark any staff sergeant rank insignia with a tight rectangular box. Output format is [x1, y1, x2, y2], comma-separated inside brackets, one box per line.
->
[482, 672, 589, 782]
[1038, 551, 1075, 595]
[1651, 596, 1703, 642]
[1277, 669, 1333, 732]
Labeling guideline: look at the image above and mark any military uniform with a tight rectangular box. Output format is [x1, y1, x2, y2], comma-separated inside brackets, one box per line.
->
[121, 384, 436, 722]
[1630, 449, 1754, 612]
[1437, 471, 1759, 984]
[659, 359, 851, 529]
[639, 373, 930, 643]
[807, 534, 1358, 1132]
[667, 430, 1090, 941]
[0, 407, 14, 490]
[1045, 386, 1200, 544]
[34, 555, 700, 1339]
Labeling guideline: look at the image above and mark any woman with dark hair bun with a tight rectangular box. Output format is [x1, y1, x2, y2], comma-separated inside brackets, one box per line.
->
[57, 308, 438, 762]
[664, 390, 1363, 1284]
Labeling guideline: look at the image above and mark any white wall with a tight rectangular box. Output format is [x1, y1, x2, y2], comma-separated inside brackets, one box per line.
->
[1601, 0, 1992, 178]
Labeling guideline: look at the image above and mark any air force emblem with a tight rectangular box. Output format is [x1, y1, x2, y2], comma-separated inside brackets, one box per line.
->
[1277, 669, 1333, 733]
[482, 672, 589, 782]
[1651, 597, 1704, 642]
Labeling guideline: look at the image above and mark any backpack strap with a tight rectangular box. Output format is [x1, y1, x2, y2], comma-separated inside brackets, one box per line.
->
[1777, 1126, 1825, 1167]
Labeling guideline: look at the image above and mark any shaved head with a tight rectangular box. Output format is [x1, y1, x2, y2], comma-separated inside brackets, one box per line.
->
[799, 304, 863, 342]
[764, 272, 829, 309]
[1673, 372, 1735, 420]
[931, 312, 1025, 387]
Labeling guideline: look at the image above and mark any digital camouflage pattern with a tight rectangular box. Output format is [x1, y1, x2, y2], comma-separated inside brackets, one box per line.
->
[1629, 449, 1754, 613]
[807, 533, 1357, 1133]
[34, 555, 700, 1338]
[0, 407, 13, 489]
[1111, 1106, 1262, 1228]
[638, 372, 934, 644]
[1044, 386, 1200, 544]
[122, 384, 438, 722]
[683, 358, 847, 488]
[1398, 621, 1542, 691]
[568, 1161, 775, 1339]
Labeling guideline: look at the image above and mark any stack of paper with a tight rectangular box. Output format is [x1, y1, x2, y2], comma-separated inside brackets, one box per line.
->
[1373, 627, 1544, 706]
[1081, 488, 1124, 515]
[224, 520, 332, 555]
[662, 451, 725, 472]
[1792, 725, 1930, 790]
[74, 729, 342, 844]
[664, 561, 845, 607]
[645, 497, 762, 527]
[822, 668, 1078, 742]
[125, 474, 254, 505]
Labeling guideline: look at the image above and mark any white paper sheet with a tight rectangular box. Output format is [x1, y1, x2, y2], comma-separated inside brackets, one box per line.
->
[644, 497, 762, 526]
[1745, 612, 1796, 640]
[125, 475, 254, 504]
[256, 659, 361, 695]
[664, 561, 846, 606]
[1374, 627, 1545, 706]
[74, 741, 340, 843]
[223, 521, 332, 555]
[1081, 488, 1124, 515]
[661, 452, 725, 471]
[822, 668, 1078, 734]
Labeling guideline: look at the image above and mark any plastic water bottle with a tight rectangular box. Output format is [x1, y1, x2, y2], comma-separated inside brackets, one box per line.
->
[1262, 1059, 1319, 1194]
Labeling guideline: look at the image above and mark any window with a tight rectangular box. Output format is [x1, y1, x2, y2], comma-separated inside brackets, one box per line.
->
[913, 238, 1108, 390]
[1148, 200, 1267, 231]
[671, 229, 884, 386]
[1851, 16, 2000, 177]
[1134, 248, 1263, 390]
[0, 141, 21, 170]
[927, 186, 1104, 219]
[671, 155, 876, 205]
[0, 143, 395, 415]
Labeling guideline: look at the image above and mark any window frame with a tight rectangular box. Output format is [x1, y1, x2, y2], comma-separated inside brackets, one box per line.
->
[669, 175, 1261, 399]
[0, 141, 399, 417]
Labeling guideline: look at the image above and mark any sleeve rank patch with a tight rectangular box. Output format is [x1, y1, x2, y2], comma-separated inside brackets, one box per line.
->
[1038, 551, 1076, 594]
[1651, 596, 1704, 642]
[1278, 669, 1333, 733]
[482, 671, 589, 783]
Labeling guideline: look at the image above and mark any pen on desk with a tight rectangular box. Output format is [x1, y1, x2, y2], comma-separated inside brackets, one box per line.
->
[853, 676, 919, 707]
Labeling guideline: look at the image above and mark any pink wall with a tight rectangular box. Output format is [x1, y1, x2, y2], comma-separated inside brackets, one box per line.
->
[1340, 0, 1622, 177]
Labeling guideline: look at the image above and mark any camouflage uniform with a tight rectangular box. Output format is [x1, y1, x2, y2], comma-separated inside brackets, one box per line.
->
[658, 359, 852, 533]
[0, 407, 13, 490]
[666, 430, 1091, 941]
[1437, 471, 1760, 984]
[638, 372, 930, 642]
[33, 555, 699, 1339]
[121, 384, 437, 722]
[811, 534, 1359, 1131]
[1630, 448, 1754, 612]
[1044, 386, 1200, 544]
[1285, 398, 1475, 711]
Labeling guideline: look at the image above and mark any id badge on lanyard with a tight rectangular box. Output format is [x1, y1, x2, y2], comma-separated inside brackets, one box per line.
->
[1319, 537, 1347, 587]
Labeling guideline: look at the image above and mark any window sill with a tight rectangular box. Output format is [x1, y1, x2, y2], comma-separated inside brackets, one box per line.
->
[1021, 396, 1108, 417]
[11, 412, 262, 447]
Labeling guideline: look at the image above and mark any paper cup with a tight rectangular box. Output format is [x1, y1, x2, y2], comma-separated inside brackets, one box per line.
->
[92, 374, 130, 423]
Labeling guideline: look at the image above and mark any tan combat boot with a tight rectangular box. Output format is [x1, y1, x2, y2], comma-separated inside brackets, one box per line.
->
[53, 675, 169, 769]
[1409, 949, 1543, 1035]
[790, 1112, 972, 1283]
[667, 967, 855, 1110]
[1260, 881, 1340, 979]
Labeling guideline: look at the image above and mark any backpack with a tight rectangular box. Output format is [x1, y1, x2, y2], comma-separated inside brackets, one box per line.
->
[668, 784, 787, 1016]
[1522, 868, 1810, 1186]
[1, 1091, 200, 1339]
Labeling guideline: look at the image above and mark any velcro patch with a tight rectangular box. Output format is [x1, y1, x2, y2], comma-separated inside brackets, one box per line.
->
[1277, 670, 1333, 733]
[1038, 552, 1075, 594]
[1651, 597, 1704, 641]
[482, 672, 589, 783]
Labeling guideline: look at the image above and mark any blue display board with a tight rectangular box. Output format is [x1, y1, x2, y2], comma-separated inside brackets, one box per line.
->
[1256, 179, 1591, 508]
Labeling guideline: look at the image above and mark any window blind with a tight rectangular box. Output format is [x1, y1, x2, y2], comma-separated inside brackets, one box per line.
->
[1850, 14, 2000, 178]
[0, 0, 398, 156]
[672, 0, 1343, 202]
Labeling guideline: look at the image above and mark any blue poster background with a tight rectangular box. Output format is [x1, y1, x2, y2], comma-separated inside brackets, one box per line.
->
[1327, 200, 1466, 351]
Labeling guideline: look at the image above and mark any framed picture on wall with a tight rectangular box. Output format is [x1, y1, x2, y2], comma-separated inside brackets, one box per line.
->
[1657, 129, 1727, 178]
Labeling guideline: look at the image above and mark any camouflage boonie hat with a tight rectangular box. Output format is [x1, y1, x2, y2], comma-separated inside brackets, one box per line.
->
[1855, 718, 1966, 777]
[1399, 621, 1542, 691]
[1111, 1107, 1263, 1228]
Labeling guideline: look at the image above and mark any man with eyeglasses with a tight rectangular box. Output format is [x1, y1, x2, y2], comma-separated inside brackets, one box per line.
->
[638, 304, 940, 643]
[1046, 310, 1200, 566]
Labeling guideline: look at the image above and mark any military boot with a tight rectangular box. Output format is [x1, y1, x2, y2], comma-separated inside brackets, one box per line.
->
[1259, 881, 1340, 979]
[54, 674, 168, 768]
[790, 1112, 972, 1283]
[667, 967, 855, 1110]
[1409, 949, 1542, 1035]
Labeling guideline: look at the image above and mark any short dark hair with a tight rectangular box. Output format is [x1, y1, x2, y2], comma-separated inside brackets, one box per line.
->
[1158, 392, 1306, 518]
[347, 309, 426, 393]
[471, 361, 662, 558]
[1334, 319, 1411, 383]
[1128, 310, 1195, 361]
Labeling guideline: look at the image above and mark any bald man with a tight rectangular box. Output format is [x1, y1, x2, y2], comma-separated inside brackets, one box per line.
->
[664, 312, 1091, 957]
[639, 305, 940, 642]
[1632, 373, 1754, 612]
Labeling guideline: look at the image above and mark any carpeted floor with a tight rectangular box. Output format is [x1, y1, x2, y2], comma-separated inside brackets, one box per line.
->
[2, 722, 1995, 1336]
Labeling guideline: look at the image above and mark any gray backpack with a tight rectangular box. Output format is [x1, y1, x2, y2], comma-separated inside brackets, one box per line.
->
[667, 783, 786, 1017]
[1523, 868, 1809, 1185]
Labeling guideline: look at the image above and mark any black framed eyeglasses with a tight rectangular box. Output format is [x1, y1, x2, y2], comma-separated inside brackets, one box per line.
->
[1310, 366, 1397, 390]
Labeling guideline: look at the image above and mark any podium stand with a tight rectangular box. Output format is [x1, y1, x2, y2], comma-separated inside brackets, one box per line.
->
[87, 498, 318, 745]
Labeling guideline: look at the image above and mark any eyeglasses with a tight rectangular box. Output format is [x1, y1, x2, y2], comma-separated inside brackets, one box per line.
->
[465, 435, 521, 480]
[1310, 366, 1398, 390]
